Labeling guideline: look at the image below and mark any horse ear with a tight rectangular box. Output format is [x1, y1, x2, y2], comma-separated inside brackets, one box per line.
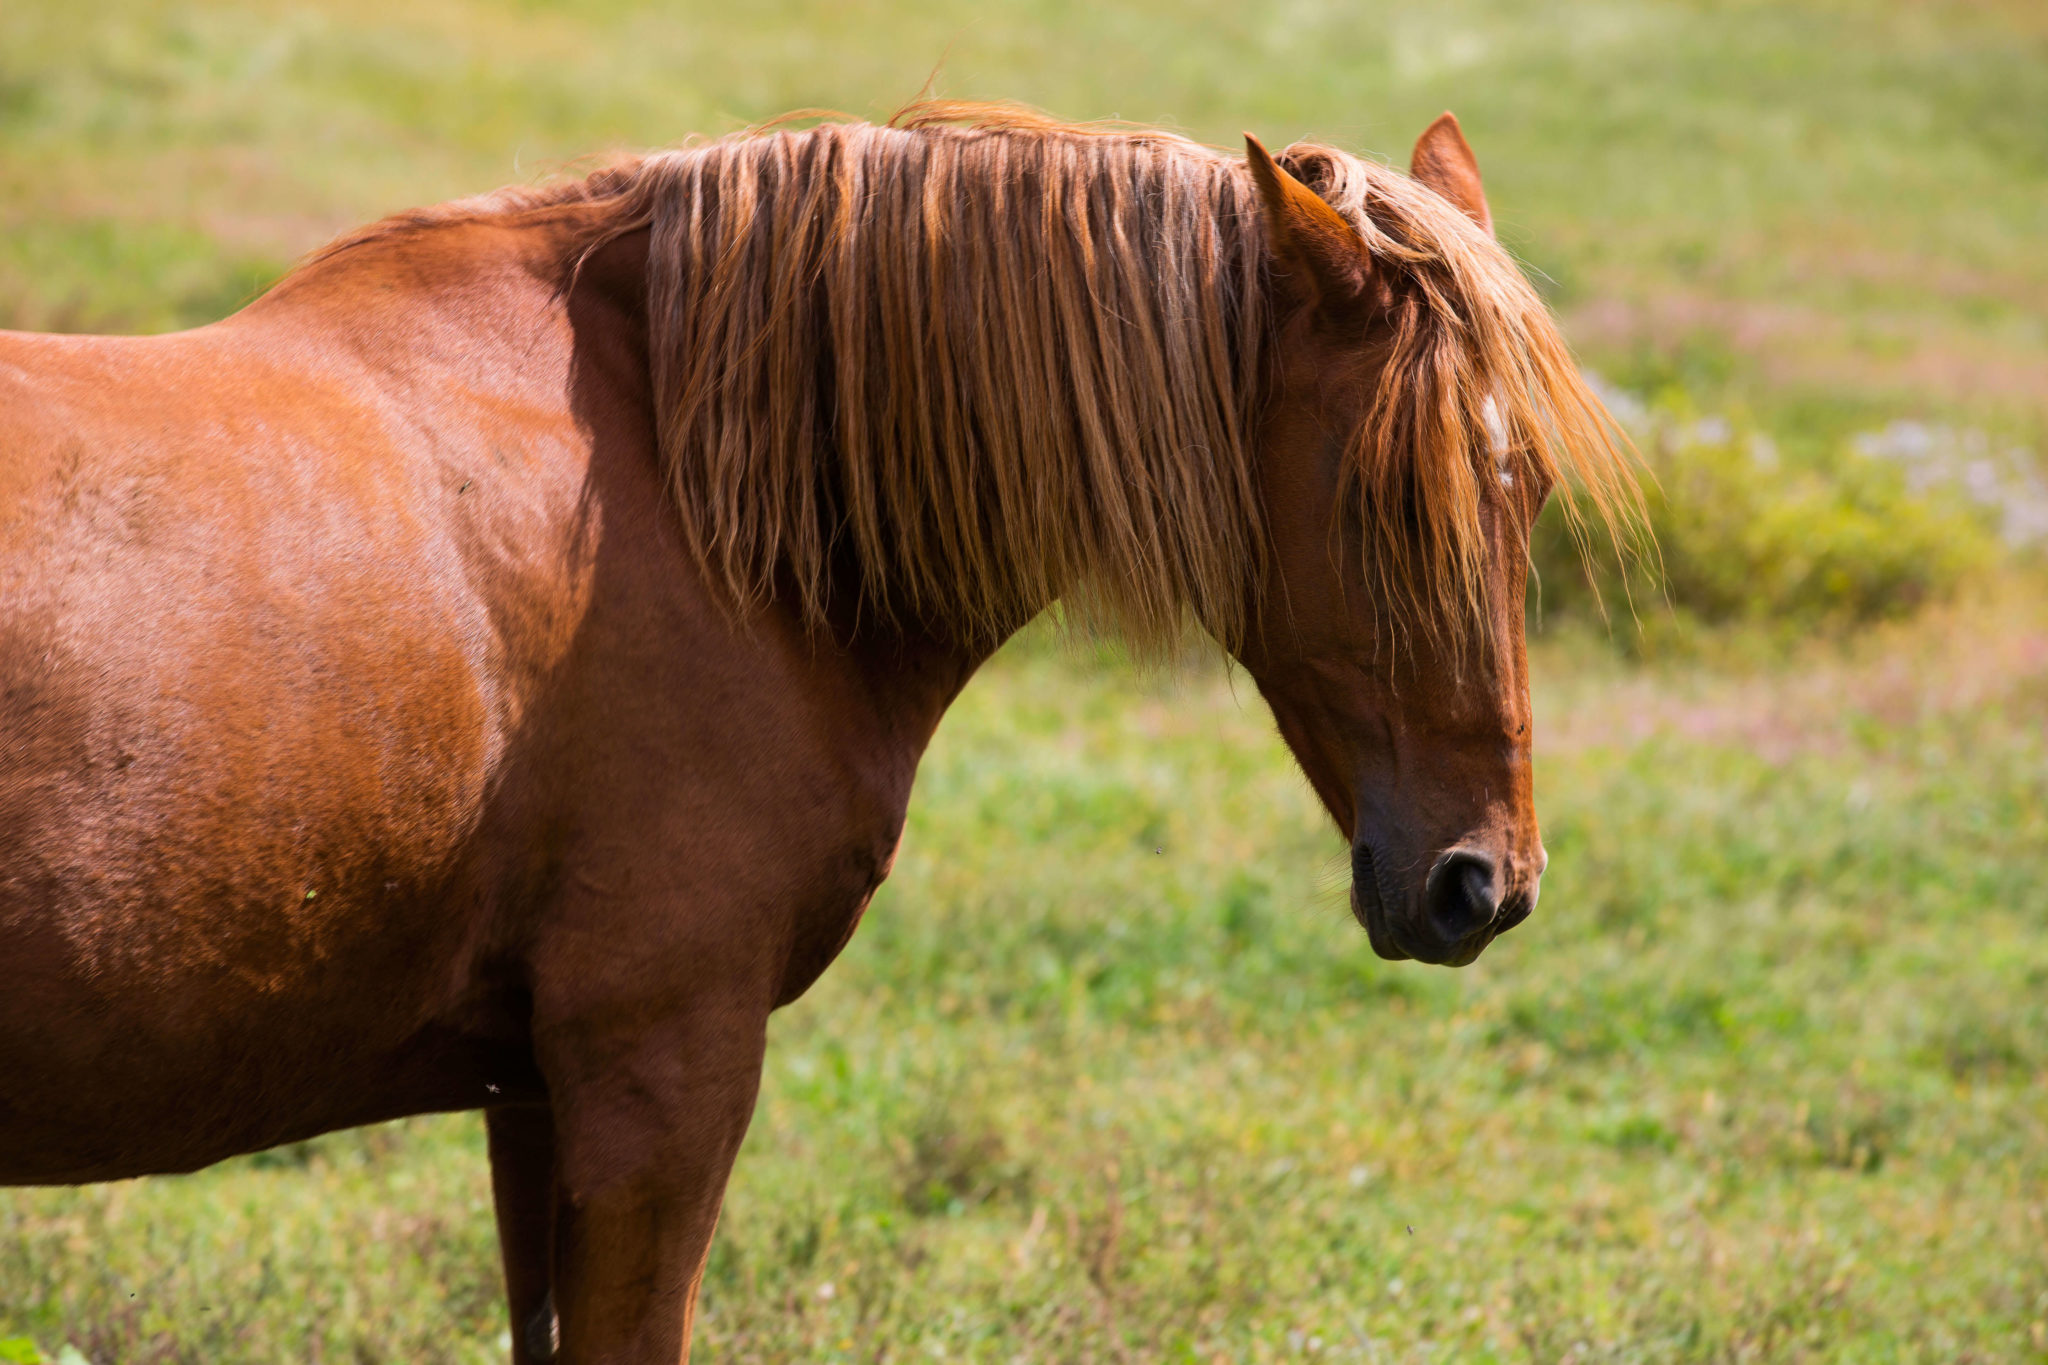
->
[1243, 133, 1371, 309]
[1409, 112, 1492, 235]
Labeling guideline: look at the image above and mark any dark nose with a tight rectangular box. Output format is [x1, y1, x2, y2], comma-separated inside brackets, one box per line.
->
[1425, 850, 1500, 944]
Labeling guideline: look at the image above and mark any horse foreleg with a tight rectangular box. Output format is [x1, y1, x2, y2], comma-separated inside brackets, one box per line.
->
[543, 1008, 766, 1364]
[487, 1105, 560, 1363]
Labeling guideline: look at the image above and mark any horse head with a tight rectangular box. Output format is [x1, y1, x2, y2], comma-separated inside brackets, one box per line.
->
[1231, 115, 1625, 966]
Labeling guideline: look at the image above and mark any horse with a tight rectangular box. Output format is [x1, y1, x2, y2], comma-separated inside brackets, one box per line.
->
[0, 102, 1634, 1362]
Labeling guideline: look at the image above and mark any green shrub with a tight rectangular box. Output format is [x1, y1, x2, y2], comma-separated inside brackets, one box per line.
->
[1532, 404, 2005, 644]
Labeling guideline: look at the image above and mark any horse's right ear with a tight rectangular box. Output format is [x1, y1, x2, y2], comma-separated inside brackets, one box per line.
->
[1244, 133, 1371, 310]
[1409, 112, 1492, 235]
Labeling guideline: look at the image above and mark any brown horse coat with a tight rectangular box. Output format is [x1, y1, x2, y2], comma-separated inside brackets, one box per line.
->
[0, 106, 1632, 1362]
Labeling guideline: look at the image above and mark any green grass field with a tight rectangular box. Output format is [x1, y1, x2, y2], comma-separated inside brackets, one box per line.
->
[3, 0, 2046, 1361]
[6, 606, 2048, 1361]
[4, 0, 2044, 444]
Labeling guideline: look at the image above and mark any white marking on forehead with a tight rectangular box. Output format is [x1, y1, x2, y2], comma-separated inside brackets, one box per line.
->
[1481, 393, 1509, 456]
[1482, 393, 1515, 487]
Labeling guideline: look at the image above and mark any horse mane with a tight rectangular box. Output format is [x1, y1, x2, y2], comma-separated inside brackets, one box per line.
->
[305, 102, 1639, 652]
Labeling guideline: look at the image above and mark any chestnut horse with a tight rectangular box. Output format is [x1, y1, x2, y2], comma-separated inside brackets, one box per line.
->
[0, 105, 1632, 1361]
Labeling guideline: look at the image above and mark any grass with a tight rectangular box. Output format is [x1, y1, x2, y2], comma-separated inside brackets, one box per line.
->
[4, 0, 2046, 1359]
[1, 0, 2044, 444]
[6, 599, 2048, 1362]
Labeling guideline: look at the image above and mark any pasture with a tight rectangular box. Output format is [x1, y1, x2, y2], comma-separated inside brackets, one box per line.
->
[6, 603, 2047, 1361]
[2, 0, 2044, 1361]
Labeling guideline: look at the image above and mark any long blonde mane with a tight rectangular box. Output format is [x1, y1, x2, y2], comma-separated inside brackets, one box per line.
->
[317, 102, 1639, 649]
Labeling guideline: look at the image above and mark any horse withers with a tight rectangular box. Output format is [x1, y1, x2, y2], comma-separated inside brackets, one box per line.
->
[0, 105, 1634, 1361]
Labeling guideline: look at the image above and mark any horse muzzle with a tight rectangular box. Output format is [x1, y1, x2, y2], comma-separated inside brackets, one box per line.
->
[1351, 842, 1538, 967]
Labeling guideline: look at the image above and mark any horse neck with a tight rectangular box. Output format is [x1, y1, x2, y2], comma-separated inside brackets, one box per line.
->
[572, 224, 1012, 744]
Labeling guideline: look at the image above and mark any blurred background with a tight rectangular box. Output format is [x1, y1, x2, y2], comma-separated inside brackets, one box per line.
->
[1, 1, 2044, 1360]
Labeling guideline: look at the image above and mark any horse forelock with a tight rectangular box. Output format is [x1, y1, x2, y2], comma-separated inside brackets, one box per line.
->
[1275, 140, 1644, 660]
[296, 103, 1638, 652]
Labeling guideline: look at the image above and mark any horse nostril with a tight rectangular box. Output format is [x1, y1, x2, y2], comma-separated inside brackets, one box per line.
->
[1426, 851, 1500, 941]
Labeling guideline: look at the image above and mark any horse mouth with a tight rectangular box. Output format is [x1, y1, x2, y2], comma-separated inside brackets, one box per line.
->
[1350, 845, 1412, 962]
[1359, 904, 1414, 961]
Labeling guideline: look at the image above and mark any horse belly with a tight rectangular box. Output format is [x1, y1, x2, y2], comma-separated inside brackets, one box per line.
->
[0, 944, 541, 1184]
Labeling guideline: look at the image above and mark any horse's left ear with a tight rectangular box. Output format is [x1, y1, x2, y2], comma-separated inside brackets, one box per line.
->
[1409, 112, 1492, 236]
[1244, 133, 1372, 310]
